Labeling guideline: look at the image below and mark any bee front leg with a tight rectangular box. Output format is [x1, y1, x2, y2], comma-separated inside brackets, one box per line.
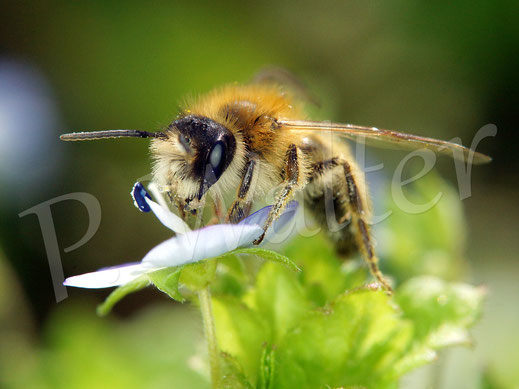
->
[163, 183, 188, 223]
[227, 157, 257, 223]
[253, 144, 303, 245]
[210, 190, 226, 223]
[169, 194, 187, 222]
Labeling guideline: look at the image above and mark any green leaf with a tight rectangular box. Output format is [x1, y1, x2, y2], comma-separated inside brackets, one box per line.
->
[283, 233, 367, 305]
[245, 262, 310, 343]
[270, 288, 413, 389]
[213, 262, 309, 385]
[396, 276, 485, 346]
[256, 345, 276, 389]
[212, 296, 269, 384]
[97, 267, 186, 316]
[97, 276, 150, 316]
[214, 256, 486, 388]
[210, 248, 301, 298]
[219, 352, 254, 389]
[180, 258, 217, 291]
[391, 276, 485, 377]
[147, 267, 185, 302]
[380, 172, 468, 283]
[227, 247, 301, 273]
[218, 254, 248, 279]
[210, 254, 249, 297]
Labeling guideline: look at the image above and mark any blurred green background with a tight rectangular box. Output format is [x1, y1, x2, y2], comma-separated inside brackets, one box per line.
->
[1, 1, 517, 388]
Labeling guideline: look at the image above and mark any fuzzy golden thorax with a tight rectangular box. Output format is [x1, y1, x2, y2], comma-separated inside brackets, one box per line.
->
[150, 84, 307, 208]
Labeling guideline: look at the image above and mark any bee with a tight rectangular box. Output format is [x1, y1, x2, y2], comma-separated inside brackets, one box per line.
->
[61, 75, 491, 292]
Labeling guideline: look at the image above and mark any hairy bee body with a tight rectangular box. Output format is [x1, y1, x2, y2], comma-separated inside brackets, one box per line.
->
[151, 84, 309, 202]
[63, 75, 490, 291]
[300, 133, 370, 257]
[151, 84, 369, 258]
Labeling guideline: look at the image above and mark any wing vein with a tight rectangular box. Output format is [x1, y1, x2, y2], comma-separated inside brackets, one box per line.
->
[278, 119, 491, 165]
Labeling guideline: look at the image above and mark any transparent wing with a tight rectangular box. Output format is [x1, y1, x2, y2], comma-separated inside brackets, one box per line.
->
[279, 119, 491, 165]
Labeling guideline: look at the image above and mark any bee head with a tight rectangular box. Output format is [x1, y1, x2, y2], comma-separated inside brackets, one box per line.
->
[60, 115, 238, 206]
[151, 115, 237, 202]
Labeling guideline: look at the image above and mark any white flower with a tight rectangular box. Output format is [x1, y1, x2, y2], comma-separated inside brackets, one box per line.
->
[63, 182, 298, 289]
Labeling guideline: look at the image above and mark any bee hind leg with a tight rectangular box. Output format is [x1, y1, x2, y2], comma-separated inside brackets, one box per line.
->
[307, 156, 392, 293]
[340, 160, 393, 293]
[253, 144, 302, 245]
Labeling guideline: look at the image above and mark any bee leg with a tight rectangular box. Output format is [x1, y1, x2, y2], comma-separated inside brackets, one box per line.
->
[164, 186, 188, 223]
[340, 160, 393, 293]
[211, 193, 226, 223]
[309, 157, 392, 292]
[253, 144, 302, 245]
[173, 196, 187, 222]
[226, 158, 256, 223]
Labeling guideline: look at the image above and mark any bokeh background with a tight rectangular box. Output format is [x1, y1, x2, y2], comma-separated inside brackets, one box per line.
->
[1, 1, 517, 388]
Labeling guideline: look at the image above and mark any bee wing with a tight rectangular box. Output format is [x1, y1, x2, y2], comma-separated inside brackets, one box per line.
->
[280, 119, 492, 165]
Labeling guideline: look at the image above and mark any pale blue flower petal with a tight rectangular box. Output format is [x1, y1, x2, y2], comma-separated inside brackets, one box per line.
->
[141, 202, 299, 267]
[146, 198, 191, 234]
[131, 182, 190, 234]
[240, 201, 298, 242]
[240, 201, 298, 229]
[264, 201, 299, 242]
[64, 201, 299, 289]
[238, 205, 273, 227]
[63, 263, 154, 289]
[142, 224, 263, 267]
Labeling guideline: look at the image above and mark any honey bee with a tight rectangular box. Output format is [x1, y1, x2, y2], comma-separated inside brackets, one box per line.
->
[61, 74, 491, 292]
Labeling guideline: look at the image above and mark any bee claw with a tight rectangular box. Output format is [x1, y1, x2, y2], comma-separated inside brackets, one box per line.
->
[252, 233, 265, 245]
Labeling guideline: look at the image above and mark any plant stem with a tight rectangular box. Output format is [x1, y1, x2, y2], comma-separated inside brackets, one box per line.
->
[199, 286, 220, 388]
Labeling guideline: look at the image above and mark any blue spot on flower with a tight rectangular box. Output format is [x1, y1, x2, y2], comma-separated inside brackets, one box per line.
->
[131, 182, 152, 212]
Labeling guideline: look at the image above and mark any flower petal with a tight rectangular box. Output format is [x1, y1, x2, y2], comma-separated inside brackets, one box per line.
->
[238, 205, 273, 227]
[131, 182, 152, 212]
[142, 224, 263, 267]
[142, 203, 299, 268]
[63, 202, 300, 289]
[63, 262, 154, 289]
[146, 198, 191, 234]
[264, 201, 299, 242]
[132, 182, 190, 234]
[240, 201, 298, 242]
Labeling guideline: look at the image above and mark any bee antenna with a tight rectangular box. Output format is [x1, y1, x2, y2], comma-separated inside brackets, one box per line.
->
[60, 130, 166, 141]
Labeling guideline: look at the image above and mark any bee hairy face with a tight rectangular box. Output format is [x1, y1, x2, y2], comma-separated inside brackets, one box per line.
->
[152, 115, 237, 201]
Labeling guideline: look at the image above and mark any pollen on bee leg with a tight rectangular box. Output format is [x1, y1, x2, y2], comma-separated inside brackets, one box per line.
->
[184, 197, 204, 212]
[338, 210, 352, 225]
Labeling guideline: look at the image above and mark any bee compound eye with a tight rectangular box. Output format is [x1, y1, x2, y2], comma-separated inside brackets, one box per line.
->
[179, 134, 192, 150]
[209, 141, 225, 172]
[131, 182, 152, 212]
